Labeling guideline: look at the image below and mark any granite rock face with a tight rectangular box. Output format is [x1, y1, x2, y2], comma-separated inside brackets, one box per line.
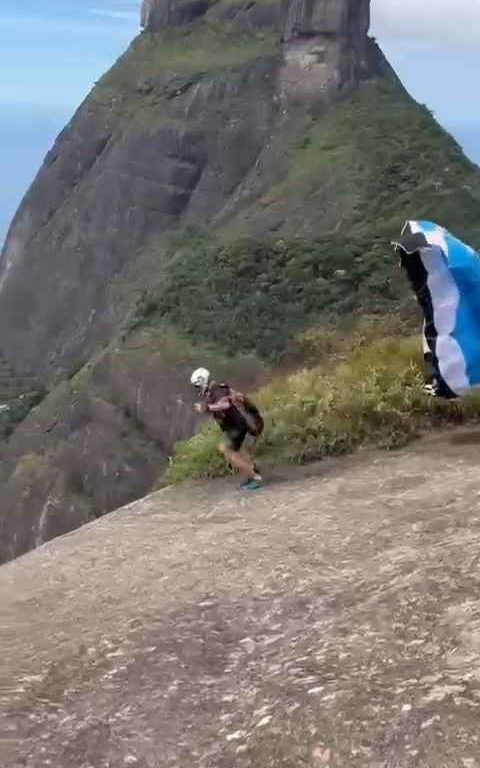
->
[0, 0, 384, 381]
[3, 431, 480, 767]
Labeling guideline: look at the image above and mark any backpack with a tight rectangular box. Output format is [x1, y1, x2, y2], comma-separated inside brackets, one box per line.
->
[229, 388, 264, 437]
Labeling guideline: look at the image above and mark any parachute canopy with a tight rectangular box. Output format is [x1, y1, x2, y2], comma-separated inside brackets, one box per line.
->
[394, 220, 480, 398]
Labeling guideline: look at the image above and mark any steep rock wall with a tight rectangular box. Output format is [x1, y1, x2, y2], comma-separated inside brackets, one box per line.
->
[0, 0, 383, 381]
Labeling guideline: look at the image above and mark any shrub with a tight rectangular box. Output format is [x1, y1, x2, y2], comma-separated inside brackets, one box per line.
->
[165, 334, 475, 484]
[0, 388, 48, 441]
[113, 79, 480, 363]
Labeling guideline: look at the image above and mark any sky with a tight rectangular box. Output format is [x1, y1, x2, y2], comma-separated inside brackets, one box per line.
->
[371, 0, 480, 132]
[0, 0, 140, 241]
[0, 0, 479, 242]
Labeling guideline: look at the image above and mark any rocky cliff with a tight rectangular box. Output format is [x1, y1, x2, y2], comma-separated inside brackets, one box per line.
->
[1, 0, 480, 563]
[0, 0, 384, 381]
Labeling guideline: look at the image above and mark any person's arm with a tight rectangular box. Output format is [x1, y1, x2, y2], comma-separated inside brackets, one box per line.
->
[205, 396, 232, 413]
[194, 396, 232, 414]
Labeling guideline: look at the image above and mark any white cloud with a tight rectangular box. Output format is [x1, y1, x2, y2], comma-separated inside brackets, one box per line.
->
[89, 8, 139, 22]
[371, 0, 480, 45]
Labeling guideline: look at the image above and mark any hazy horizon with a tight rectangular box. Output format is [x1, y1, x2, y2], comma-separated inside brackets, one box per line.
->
[0, 0, 139, 244]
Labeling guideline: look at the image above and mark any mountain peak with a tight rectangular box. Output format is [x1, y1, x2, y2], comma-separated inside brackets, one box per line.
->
[140, 0, 371, 40]
[138, 0, 376, 104]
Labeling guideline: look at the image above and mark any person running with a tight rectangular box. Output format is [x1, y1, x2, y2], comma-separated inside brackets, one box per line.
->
[190, 367, 264, 490]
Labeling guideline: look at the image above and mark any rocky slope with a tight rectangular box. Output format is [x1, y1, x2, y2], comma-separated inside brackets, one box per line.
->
[0, 0, 480, 562]
[2, 429, 480, 767]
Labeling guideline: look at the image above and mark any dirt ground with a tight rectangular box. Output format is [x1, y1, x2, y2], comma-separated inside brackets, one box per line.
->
[2, 426, 480, 767]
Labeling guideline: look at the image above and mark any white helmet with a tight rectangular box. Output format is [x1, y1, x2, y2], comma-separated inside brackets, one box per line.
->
[190, 367, 211, 392]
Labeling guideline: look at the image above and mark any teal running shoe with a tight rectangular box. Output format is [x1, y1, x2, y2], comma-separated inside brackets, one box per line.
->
[243, 479, 261, 491]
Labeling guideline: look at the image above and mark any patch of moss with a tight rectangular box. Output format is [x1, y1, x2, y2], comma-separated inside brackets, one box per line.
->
[230, 78, 480, 242]
[165, 329, 477, 484]
[95, 22, 277, 104]
[0, 389, 48, 441]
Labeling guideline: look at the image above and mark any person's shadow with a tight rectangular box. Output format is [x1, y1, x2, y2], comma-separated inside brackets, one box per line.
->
[449, 429, 480, 446]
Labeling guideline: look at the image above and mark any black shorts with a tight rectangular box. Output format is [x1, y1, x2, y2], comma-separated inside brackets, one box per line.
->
[224, 425, 249, 452]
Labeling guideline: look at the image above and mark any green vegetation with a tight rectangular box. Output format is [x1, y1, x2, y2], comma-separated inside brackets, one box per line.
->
[0, 389, 48, 441]
[165, 327, 480, 484]
[96, 22, 276, 103]
[115, 78, 480, 361]
[11, 452, 49, 487]
[242, 77, 480, 243]
[132, 235, 406, 359]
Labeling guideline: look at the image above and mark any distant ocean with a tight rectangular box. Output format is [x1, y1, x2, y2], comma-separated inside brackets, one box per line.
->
[0, 0, 138, 245]
[0, 104, 70, 245]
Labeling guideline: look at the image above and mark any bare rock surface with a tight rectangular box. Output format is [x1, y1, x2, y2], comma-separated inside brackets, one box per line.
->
[2, 427, 480, 766]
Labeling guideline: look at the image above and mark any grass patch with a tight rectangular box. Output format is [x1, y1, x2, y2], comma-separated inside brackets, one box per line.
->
[0, 389, 48, 441]
[244, 77, 480, 243]
[123, 233, 418, 359]
[96, 22, 276, 101]
[165, 332, 479, 484]
[115, 79, 480, 361]
[87, 20, 277, 131]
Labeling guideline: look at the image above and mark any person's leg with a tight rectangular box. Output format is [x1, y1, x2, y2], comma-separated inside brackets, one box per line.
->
[220, 431, 259, 480]
[219, 438, 256, 479]
[241, 435, 261, 480]
[229, 449, 257, 478]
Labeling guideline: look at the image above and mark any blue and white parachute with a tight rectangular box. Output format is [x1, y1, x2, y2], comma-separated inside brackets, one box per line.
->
[394, 220, 480, 398]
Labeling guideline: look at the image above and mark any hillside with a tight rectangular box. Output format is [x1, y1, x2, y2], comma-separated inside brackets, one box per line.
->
[1, 0, 480, 562]
[0, 0, 383, 380]
[2, 429, 480, 767]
